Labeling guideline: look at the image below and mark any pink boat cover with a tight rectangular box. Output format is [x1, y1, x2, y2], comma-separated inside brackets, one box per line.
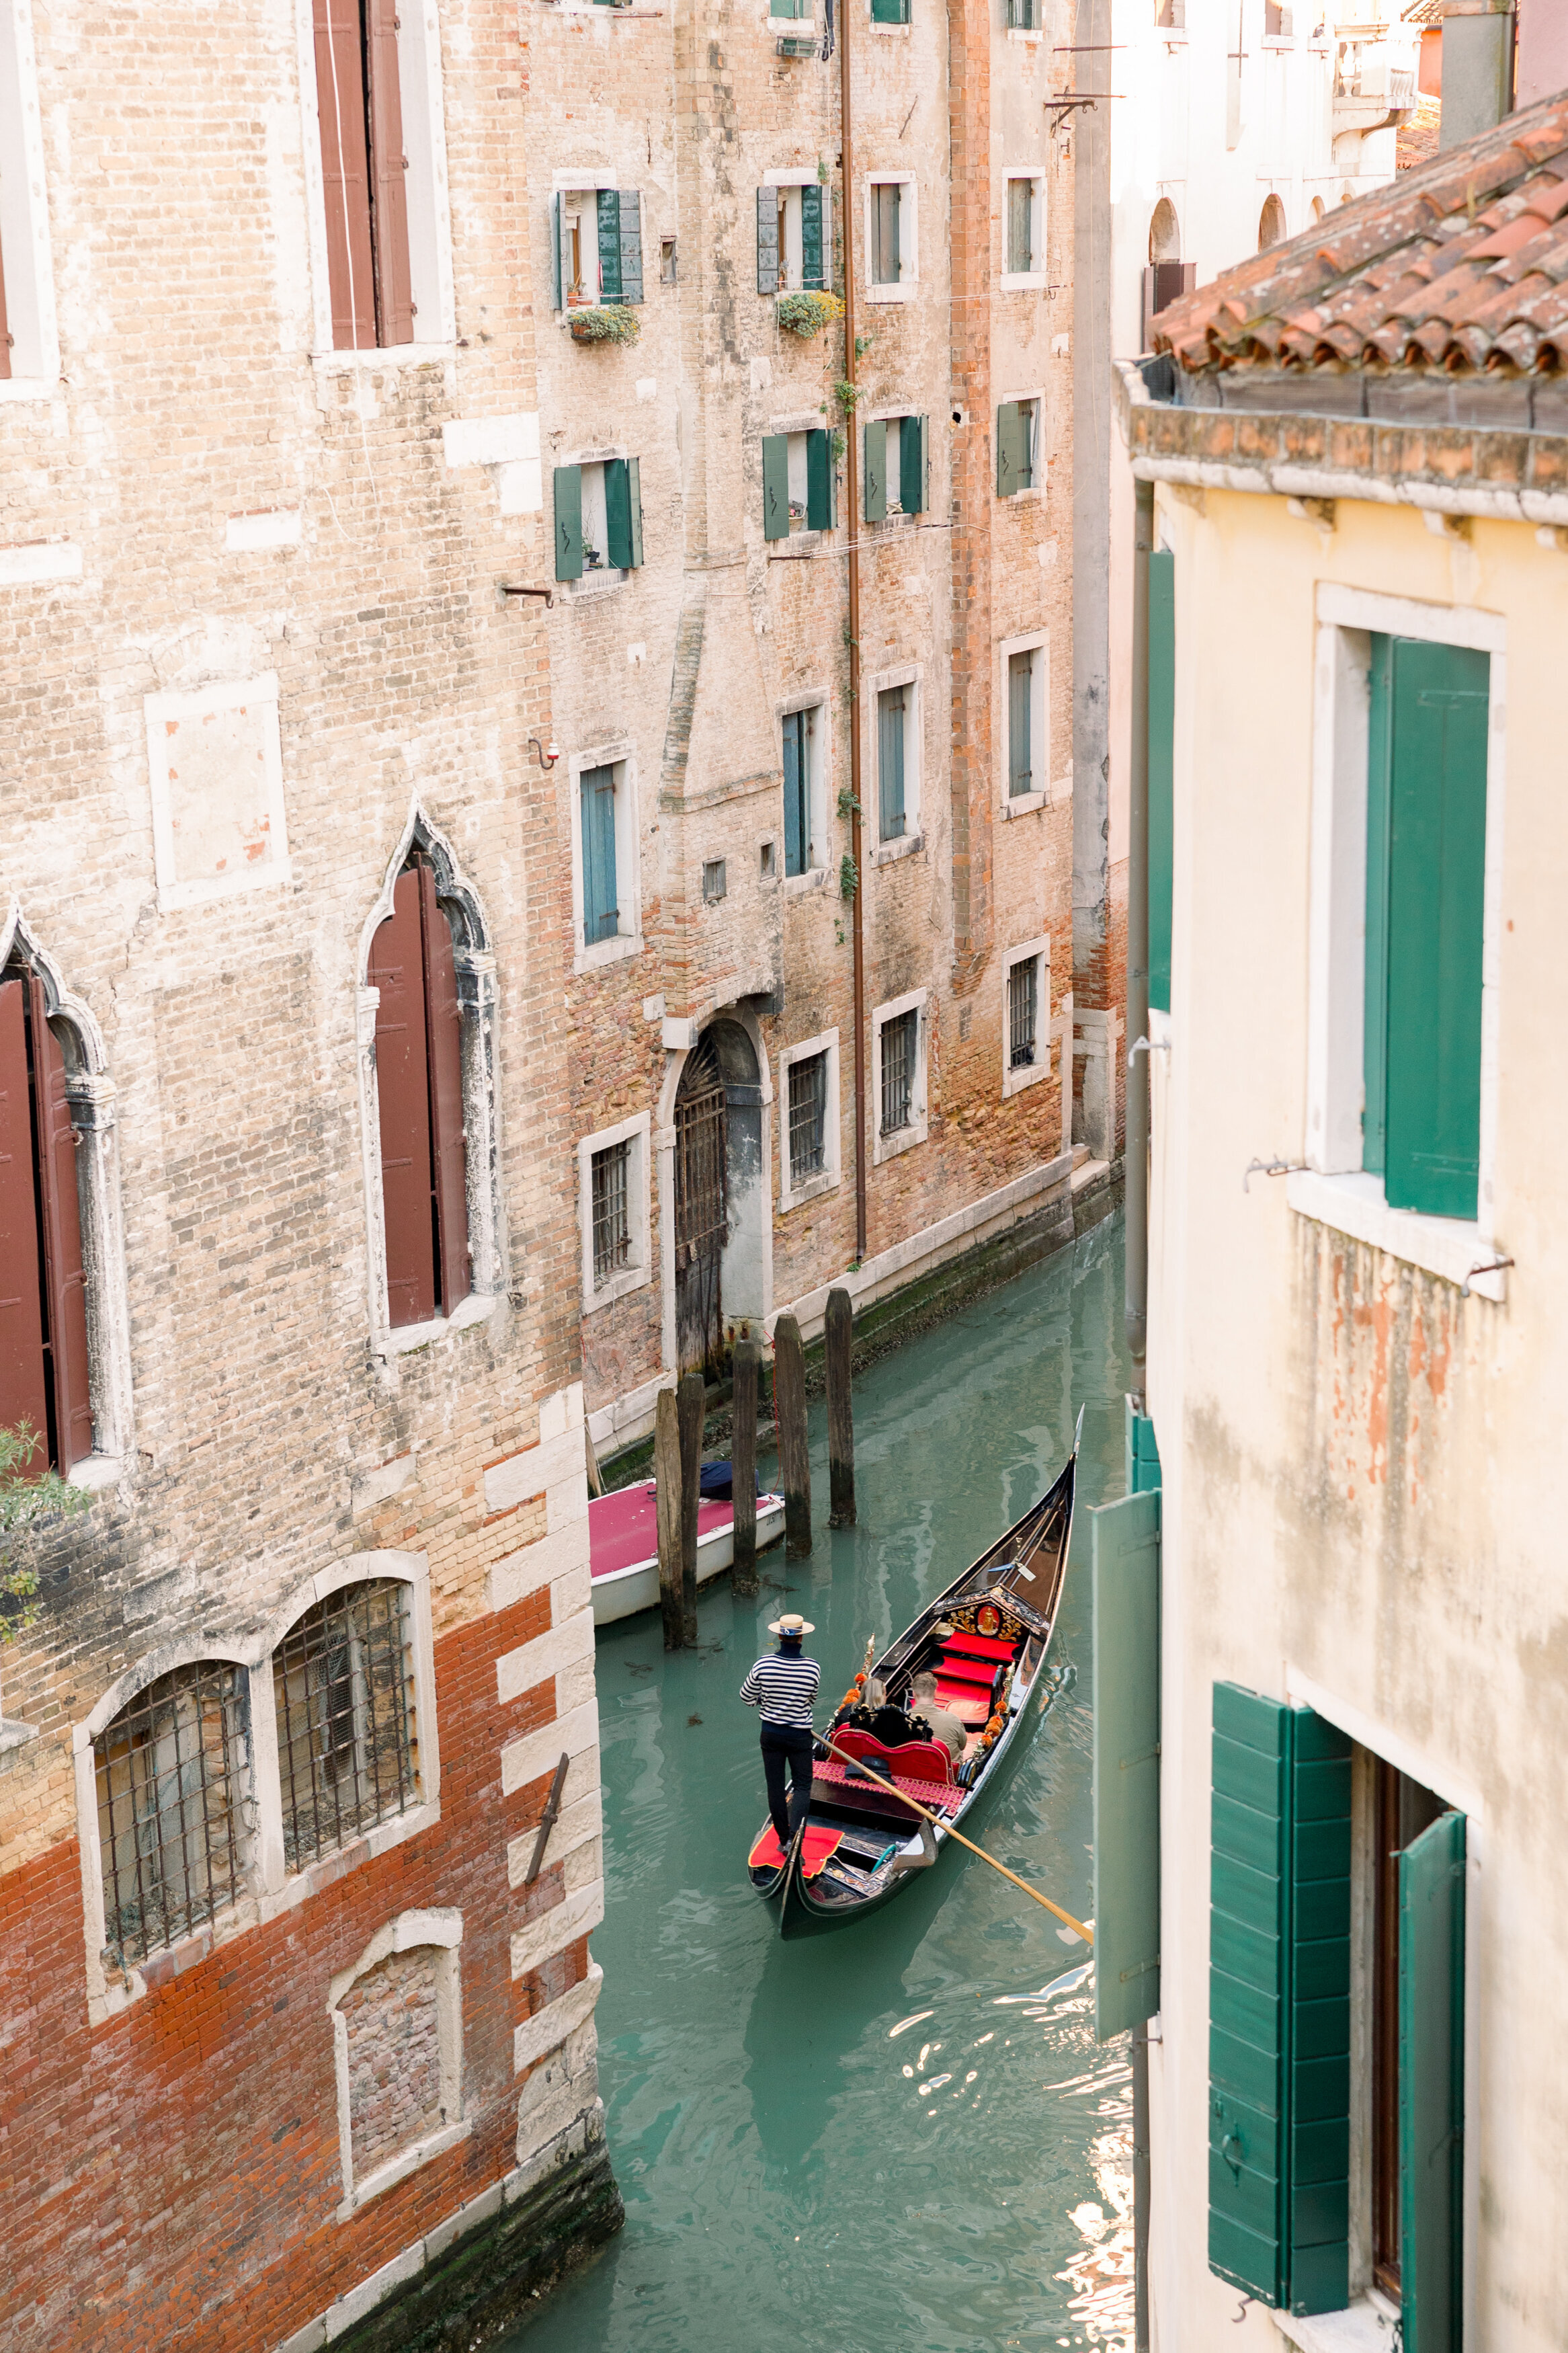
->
[589, 1480, 738, 1581]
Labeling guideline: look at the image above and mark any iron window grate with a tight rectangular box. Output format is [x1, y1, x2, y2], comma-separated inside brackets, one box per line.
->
[95, 1660, 249, 1969]
[788, 1051, 828, 1185]
[274, 1579, 418, 1875]
[880, 1007, 918, 1135]
[1009, 957, 1039, 1070]
[591, 1139, 633, 1283]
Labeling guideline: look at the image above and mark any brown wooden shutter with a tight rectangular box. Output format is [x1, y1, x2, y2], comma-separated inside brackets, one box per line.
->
[0, 979, 50, 1460]
[28, 980, 92, 1466]
[370, 871, 437, 1326]
[0, 229, 12, 381]
[417, 864, 470, 1316]
[365, 0, 415, 347]
[313, 0, 377, 350]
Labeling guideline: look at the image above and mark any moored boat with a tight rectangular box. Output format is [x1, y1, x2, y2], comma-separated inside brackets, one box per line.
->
[746, 1427, 1079, 1935]
[591, 1468, 786, 1627]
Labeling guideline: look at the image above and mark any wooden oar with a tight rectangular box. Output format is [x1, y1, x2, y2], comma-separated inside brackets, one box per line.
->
[820, 1733, 1094, 1946]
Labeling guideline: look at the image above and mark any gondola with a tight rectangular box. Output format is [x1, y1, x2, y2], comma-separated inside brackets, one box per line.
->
[747, 1422, 1079, 1938]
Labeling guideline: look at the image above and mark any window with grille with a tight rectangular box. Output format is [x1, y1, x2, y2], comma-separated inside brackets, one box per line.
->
[95, 1661, 249, 1968]
[274, 1579, 418, 1873]
[880, 1007, 918, 1135]
[591, 1139, 633, 1284]
[1008, 957, 1040, 1070]
[788, 1051, 829, 1186]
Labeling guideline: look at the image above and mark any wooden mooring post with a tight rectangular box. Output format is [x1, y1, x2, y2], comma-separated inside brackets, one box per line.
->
[655, 1386, 684, 1650]
[677, 1369, 704, 1644]
[731, 1338, 760, 1596]
[825, 1286, 856, 1527]
[773, 1312, 811, 1557]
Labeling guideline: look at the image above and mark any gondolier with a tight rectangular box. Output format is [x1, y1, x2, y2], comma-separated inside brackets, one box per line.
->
[740, 1613, 820, 1853]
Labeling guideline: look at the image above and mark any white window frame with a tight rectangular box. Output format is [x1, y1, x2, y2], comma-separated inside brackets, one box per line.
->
[329, 1908, 468, 2217]
[777, 1028, 841, 1210]
[578, 1109, 653, 1312]
[294, 0, 458, 364]
[0, 0, 59, 397]
[569, 739, 643, 974]
[865, 660, 923, 865]
[872, 988, 929, 1164]
[552, 176, 614, 313]
[763, 169, 819, 289]
[778, 690, 832, 892]
[1290, 583, 1508, 1302]
[864, 173, 917, 301]
[73, 1549, 438, 2026]
[145, 674, 292, 913]
[999, 629, 1049, 815]
[999, 169, 1048, 290]
[1001, 936, 1050, 1099]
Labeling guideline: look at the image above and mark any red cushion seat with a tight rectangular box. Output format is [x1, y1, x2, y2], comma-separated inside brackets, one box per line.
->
[934, 1677, 991, 1724]
[936, 1654, 997, 1689]
[944, 1630, 1015, 1663]
[824, 1728, 954, 1785]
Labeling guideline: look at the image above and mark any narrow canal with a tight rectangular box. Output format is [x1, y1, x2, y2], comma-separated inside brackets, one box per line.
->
[509, 1212, 1134, 2353]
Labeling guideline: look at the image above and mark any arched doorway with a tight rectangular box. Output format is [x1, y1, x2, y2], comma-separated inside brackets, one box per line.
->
[671, 1018, 766, 1376]
[1258, 194, 1288, 250]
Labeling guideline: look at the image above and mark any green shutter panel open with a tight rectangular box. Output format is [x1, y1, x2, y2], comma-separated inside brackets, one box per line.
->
[1287, 1712, 1352, 2316]
[1362, 634, 1394, 1174]
[551, 191, 563, 311]
[762, 434, 790, 541]
[807, 427, 832, 530]
[581, 766, 618, 945]
[801, 184, 825, 290]
[900, 412, 925, 514]
[1383, 640, 1489, 1220]
[626, 454, 643, 567]
[997, 401, 1022, 497]
[1125, 1395, 1162, 1494]
[605, 458, 633, 570]
[782, 712, 804, 877]
[1210, 1683, 1291, 2307]
[1149, 547, 1175, 1016]
[757, 186, 781, 294]
[596, 188, 622, 302]
[878, 689, 905, 839]
[553, 465, 583, 580]
[1091, 1488, 1161, 2043]
[618, 188, 643, 301]
[864, 419, 887, 522]
[1401, 1810, 1465, 2353]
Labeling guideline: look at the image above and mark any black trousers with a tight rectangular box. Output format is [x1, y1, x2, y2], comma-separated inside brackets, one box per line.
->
[760, 1724, 815, 1849]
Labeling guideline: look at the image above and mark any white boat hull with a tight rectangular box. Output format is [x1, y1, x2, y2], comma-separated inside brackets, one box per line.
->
[591, 1493, 787, 1627]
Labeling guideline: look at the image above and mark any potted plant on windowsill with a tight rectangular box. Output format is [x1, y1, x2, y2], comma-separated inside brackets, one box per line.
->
[776, 290, 845, 339]
[568, 303, 641, 346]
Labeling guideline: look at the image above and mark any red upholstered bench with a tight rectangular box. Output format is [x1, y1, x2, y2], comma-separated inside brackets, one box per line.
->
[944, 1630, 1015, 1664]
[829, 1727, 954, 1783]
[934, 1677, 992, 1724]
[812, 1759, 964, 1816]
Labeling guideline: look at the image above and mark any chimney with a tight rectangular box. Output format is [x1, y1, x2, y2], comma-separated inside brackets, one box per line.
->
[1438, 0, 1513, 147]
[1515, 0, 1568, 107]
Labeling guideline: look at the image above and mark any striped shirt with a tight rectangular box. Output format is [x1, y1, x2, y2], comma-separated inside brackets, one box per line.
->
[739, 1650, 821, 1730]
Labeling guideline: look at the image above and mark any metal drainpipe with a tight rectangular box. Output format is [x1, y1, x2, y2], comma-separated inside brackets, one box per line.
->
[839, 0, 868, 1264]
[1127, 471, 1153, 2353]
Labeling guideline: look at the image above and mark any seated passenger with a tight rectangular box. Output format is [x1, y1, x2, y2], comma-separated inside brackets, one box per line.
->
[836, 1677, 925, 1750]
[909, 1670, 966, 1763]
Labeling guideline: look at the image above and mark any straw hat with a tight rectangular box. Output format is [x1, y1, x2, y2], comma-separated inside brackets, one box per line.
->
[768, 1612, 815, 1637]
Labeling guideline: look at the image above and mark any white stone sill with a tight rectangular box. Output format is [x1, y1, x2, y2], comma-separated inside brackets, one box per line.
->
[573, 930, 643, 979]
[783, 865, 830, 899]
[312, 342, 454, 373]
[868, 19, 911, 32]
[999, 274, 1050, 293]
[1002, 1053, 1048, 1101]
[565, 565, 628, 596]
[372, 1289, 505, 1360]
[870, 830, 923, 869]
[337, 2118, 471, 2221]
[864, 280, 916, 303]
[583, 1260, 653, 1316]
[873, 1117, 926, 1166]
[1286, 1169, 1508, 1304]
[778, 1166, 839, 1215]
[1159, 27, 1188, 44]
[1001, 788, 1048, 820]
[1005, 26, 1044, 40]
[68, 1453, 126, 1495]
[0, 377, 57, 405]
[1274, 2295, 1401, 2352]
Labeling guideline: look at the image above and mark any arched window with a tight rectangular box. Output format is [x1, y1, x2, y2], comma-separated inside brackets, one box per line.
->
[1149, 198, 1181, 265]
[94, 1660, 249, 1968]
[1311, 196, 1326, 223]
[1259, 194, 1288, 250]
[368, 853, 470, 1328]
[272, 1577, 419, 1869]
[0, 950, 92, 1470]
[1143, 201, 1192, 352]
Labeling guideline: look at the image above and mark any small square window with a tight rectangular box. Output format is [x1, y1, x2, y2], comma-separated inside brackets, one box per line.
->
[591, 1140, 633, 1284]
[702, 858, 728, 903]
[788, 1051, 829, 1185]
[661, 237, 677, 282]
[760, 839, 777, 879]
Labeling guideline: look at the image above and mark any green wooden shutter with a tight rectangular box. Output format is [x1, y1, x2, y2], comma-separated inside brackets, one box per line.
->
[757, 186, 781, 294]
[605, 459, 633, 570]
[801, 184, 825, 289]
[581, 766, 618, 945]
[878, 688, 905, 839]
[1363, 633, 1393, 1175]
[762, 435, 790, 541]
[872, 0, 910, 20]
[1091, 1488, 1161, 2042]
[618, 189, 643, 301]
[553, 465, 583, 580]
[1383, 641, 1489, 1220]
[1287, 1711, 1352, 2316]
[807, 428, 832, 530]
[1008, 651, 1032, 796]
[596, 188, 622, 302]
[864, 419, 887, 522]
[626, 455, 643, 567]
[1149, 547, 1175, 1016]
[1401, 1810, 1465, 2353]
[997, 401, 1023, 497]
[899, 413, 925, 514]
[783, 712, 806, 877]
[1210, 1683, 1291, 2307]
[1124, 1394, 1161, 1494]
[551, 191, 563, 311]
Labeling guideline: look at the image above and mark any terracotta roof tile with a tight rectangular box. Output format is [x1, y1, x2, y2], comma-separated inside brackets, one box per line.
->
[1154, 92, 1568, 380]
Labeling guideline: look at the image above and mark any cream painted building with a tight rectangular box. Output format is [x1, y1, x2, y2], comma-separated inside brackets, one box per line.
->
[1097, 87, 1568, 2353]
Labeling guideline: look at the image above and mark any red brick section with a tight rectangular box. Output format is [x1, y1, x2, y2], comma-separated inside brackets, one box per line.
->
[0, 1588, 581, 2353]
[946, 0, 993, 994]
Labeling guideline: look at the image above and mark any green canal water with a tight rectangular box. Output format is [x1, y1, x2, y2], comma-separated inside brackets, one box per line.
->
[508, 1213, 1135, 2353]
